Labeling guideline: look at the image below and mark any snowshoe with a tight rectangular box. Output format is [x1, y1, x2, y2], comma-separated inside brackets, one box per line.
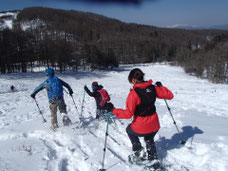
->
[62, 115, 72, 126]
[128, 147, 147, 165]
[144, 160, 166, 171]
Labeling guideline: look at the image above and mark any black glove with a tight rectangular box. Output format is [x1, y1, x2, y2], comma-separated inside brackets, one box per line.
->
[105, 102, 114, 112]
[155, 81, 162, 87]
[69, 90, 73, 96]
[84, 85, 89, 92]
[31, 94, 35, 99]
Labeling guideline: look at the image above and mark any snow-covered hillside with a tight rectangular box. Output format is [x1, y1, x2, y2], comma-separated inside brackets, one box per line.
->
[0, 12, 17, 29]
[0, 63, 228, 171]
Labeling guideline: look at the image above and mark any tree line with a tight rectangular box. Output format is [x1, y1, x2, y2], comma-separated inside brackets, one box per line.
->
[0, 7, 228, 83]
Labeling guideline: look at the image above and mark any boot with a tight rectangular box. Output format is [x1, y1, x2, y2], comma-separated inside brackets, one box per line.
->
[96, 114, 100, 119]
[145, 139, 158, 161]
[147, 148, 158, 161]
[51, 123, 59, 131]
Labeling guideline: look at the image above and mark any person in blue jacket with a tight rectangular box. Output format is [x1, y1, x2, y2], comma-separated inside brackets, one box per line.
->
[31, 68, 73, 129]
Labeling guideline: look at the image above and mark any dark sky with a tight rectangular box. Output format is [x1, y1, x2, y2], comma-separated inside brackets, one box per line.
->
[1, 0, 228, 27]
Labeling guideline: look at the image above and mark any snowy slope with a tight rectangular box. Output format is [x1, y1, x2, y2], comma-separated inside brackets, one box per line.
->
[0, 63, 228, 171]
[0, 12, 17, 29]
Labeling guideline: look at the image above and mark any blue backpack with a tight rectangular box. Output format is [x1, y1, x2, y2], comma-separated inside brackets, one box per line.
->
[47, 77, 63, 98]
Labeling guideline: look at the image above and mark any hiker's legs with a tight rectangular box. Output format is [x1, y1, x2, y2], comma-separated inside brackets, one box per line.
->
[126, 125, 142, 152]
[96, 109, 101, 119]
[50, 103, 58, 128]
[58, 101, 67, 114]
[144, 132, 158, 160]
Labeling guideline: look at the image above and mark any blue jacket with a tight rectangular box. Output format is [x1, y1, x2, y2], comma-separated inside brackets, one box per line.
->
[31, 76, 73, 103]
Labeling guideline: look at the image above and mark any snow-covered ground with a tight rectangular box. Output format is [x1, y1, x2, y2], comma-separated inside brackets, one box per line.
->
[0, 63, 228, 171]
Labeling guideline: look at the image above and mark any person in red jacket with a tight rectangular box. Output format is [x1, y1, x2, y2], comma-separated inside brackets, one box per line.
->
[105, 68, 174, 163]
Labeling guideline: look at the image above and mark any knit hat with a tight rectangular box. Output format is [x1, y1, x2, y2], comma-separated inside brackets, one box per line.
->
[46, 68, 54, 76]
[92, 82, 98, 86]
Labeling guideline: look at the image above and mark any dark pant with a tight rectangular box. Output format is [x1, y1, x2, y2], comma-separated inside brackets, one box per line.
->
[96, 109, 106, 119]
[126, 124, 158, 160]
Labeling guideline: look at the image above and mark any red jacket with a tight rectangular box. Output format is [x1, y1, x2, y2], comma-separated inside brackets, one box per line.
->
[113, 80, 174, 134]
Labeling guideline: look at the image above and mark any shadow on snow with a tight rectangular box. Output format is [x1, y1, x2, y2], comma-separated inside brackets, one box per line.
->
[157, 126, 204, 160]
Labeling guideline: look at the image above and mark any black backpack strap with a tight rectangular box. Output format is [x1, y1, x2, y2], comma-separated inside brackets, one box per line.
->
[134, 85, 156, 117]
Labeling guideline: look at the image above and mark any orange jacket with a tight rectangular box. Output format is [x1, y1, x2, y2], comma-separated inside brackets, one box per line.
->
[113, 80, 174, 134]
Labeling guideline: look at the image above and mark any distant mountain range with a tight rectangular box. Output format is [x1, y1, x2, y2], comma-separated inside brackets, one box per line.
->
[1, 10, 228, 31]
[210, 24, 228, 30]
[166, 24, 228, 30]
[1, 7, 228, 84]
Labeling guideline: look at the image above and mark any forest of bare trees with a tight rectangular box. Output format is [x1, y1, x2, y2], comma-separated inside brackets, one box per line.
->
[0, 7, 228, 83]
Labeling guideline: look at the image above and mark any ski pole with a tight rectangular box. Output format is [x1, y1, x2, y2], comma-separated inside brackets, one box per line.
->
[164, 99, 186, 145]
[100, 112, 111, 171]
[71, 95, 79, 114]
[63, 88, 79, 115]
[34, 98, 47, 123]
[80, 89, 86, 119]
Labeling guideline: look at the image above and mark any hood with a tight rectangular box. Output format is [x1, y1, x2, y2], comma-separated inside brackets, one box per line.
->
[133, 80, 153, 89]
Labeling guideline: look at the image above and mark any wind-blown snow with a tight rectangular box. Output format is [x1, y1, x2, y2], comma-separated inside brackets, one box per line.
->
[0, 63, 228, 171]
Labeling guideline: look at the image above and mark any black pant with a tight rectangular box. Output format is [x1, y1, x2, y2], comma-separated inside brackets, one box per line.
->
[126, 124, 158, 160]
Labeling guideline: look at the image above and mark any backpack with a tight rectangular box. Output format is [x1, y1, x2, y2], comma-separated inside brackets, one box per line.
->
[98, 89, 110, 106]
[134, 85, 156, 117]
[47, 77, 63, 98]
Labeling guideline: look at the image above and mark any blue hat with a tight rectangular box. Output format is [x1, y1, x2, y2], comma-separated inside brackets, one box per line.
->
[46, 68, 54, 76]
